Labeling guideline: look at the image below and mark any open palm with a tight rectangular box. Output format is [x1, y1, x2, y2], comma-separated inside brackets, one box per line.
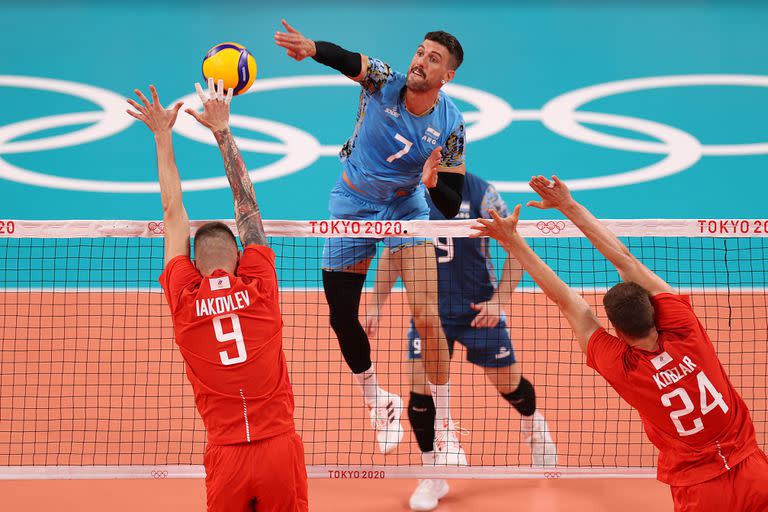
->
[527, 175, 572, 210]
[126, 85, 183, 135]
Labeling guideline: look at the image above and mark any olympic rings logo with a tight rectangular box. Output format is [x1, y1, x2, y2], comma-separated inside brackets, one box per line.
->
[147, 221, 165, 235]
[0, 74, 767, 193]
[150, 469, 168, 479]
[543, 472, 562, 479]
[536, 221, 566, 235]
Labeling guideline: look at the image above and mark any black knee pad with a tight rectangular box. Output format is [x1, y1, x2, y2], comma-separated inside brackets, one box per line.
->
[407, 392, 436, 453]
[502, 376, 537, 417]
[322, 270, 371, 374]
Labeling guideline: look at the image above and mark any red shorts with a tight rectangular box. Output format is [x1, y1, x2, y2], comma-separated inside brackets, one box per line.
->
[671, 450, 768, 512]
[204, 430, 308, 512]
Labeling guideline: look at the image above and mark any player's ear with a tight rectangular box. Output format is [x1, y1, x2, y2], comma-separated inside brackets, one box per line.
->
[443, 69, 455, 84]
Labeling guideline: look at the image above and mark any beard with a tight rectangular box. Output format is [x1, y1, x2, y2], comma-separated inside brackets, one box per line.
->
[406, 72, 431, 92]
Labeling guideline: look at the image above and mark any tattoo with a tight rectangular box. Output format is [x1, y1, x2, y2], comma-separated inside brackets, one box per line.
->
[213, 128, 268, 247]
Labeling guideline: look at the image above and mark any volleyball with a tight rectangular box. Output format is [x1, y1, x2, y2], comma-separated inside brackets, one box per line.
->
[202, 42, 257, 96]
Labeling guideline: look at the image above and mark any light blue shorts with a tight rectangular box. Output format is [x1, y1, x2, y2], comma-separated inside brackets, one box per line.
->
[322, 182, 430, 270]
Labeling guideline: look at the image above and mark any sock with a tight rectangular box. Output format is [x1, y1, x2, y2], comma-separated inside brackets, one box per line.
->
[353, 366, 380, 406]
[429, 381, 451, 427]
[408, 392, 436, 453]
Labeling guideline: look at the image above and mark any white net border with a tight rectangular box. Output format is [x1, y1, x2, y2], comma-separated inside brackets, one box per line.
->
[2, 218, 768, 239]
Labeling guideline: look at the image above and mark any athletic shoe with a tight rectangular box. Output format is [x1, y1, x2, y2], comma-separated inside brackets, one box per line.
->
[368, 391, 404, 454]
[433, 418, 467, 466]
[522, 410, 557, 467]
[409, 478, 449, 511]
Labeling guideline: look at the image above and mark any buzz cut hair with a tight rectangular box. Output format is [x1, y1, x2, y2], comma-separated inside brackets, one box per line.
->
[194, 221, 237, 250]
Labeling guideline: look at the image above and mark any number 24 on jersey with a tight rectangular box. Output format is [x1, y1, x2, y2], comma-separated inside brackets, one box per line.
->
[661, 371, 729, 437]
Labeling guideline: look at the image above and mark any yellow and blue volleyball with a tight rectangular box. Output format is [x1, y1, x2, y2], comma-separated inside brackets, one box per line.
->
[202, 42, 257, 96]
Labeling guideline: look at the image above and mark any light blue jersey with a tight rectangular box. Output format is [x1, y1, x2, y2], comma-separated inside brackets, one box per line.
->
[338, 58, 466, 204]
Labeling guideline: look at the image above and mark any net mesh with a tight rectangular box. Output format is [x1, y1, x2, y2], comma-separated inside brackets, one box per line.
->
[0, 219, 765, 478]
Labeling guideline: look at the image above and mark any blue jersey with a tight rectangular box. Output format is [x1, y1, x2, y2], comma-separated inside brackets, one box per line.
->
[426, 173, 510, 324]
[339, 58, 466, 203]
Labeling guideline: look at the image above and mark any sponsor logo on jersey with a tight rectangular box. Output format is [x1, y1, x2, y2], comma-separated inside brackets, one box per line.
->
[384, 106, 400, 118]
[652, 355, 697, 390]
[651, 350, 672, 370]
[209, 275, 231, 291]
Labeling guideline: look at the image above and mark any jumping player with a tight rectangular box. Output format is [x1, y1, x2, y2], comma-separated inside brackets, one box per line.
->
[472, 175, 768, 512]
[127, 81, 308, 511]
[366, 172, 556, 511]
[275, 20, 467, 459]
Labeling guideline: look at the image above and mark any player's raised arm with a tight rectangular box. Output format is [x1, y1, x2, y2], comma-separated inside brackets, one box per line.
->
[528, 175, 672, 296]
[127, 86, 189, 264]
[185, 79, 267, 247]
[468, 183, 522, 327]
[274, 19, 368, 82]
[471, 207, 600, 353]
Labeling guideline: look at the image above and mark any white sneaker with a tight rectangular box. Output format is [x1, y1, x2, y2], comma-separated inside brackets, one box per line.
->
[368, 391, 404, 454]
[433, 418, 467, 466]
[409, 478, 449, 511]
[522, 411, 557, 467]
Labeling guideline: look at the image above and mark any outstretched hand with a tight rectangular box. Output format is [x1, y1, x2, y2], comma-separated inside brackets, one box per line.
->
[470, 205, 522, 247]
[527, 175, 573, 210]
[126, 85, 183, 135]
[185, 78, 233, 133]
[274, 19, 316, 61]
[421, 146, 442, 188]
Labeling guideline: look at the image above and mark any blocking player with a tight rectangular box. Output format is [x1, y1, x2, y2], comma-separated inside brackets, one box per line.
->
[275, 20, 467, 458]
[366, 172, 556, 511]
[472, 175, 768, 511]
[127, 81, 308, 512]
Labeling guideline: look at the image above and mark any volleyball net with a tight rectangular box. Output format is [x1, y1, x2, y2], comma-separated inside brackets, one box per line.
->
[0, 219, 765, 479]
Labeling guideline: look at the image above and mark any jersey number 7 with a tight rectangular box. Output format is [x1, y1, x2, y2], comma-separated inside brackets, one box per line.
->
[660, 371, 729, 437]
[213, 313, 247, 366]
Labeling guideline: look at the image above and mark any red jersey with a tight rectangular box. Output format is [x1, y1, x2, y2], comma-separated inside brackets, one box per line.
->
[159, 245, 295, 445]
[587, 293, 758, 486]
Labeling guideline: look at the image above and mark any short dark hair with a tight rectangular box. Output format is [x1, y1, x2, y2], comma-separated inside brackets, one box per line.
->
[194, 221, 237, 250]
[424, 31, 463, 70]
[602, 282, 656, 339]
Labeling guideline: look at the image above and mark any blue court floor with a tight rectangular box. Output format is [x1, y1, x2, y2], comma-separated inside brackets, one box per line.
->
[1, 1, 767, 222]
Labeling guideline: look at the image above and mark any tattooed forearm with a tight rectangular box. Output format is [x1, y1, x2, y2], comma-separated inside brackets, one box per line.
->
[213, 128, 268, 247]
